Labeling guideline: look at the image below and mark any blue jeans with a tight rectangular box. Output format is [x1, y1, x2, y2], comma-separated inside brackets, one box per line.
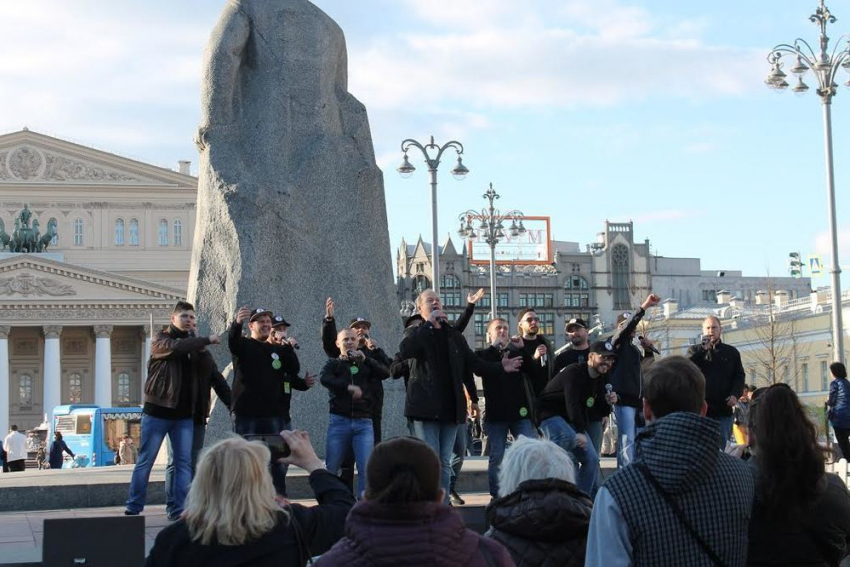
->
[485, 419, 536, 497]
[325, 414, 373, 497]
[539, 416, 599, 496]
[410, 420, 458, 500]
[234, 416, 291, 496]
[711, 415, 734, 450]
[165, 422, 205, 518]
[126, 414, 193, 515]
[615, 405, 639, 468]
[585, 420, 603, 456]
[450, 422, 468, 493]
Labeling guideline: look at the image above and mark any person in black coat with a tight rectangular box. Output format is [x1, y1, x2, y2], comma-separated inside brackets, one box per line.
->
[146, 430, 354, 567]
[47, 431, 74, 469]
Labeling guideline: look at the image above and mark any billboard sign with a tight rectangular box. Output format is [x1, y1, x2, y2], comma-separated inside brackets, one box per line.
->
[467, 216, 552, 265]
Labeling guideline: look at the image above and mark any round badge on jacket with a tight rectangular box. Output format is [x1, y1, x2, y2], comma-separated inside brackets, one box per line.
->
[272, 359, 282, 370]
[350, 365, 359, 375]
[586, 397, 595, 408]
[519, 407, 528, 417]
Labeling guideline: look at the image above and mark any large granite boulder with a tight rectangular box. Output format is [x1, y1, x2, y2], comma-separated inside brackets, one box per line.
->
[188, 0, 404, 454]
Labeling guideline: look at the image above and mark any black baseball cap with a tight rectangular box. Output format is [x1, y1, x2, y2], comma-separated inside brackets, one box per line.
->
[249, 307, 274, 322]
[349, 317, 372, 329]
[404, 314, 424, 328]
[566, 317, 587, 331]
[589, 340, 618, 356]
[271, 315, 290, 328]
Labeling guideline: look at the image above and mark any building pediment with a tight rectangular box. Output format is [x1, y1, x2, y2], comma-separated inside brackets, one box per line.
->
[0, 254, 184, 304]
[0, 129, 195, 188]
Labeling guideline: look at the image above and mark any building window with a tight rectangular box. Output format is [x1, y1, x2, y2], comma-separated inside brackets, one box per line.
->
[173, 219, 183, 246]
[69, 373, 82, 404]
[801, 363, 809, 392]
[565, 275, 588, 290]
[48, 218, 58, 245]
[538, 313, 555, 336]
[822, 361, 829, 391]
[441, 274, 460, 289]
[411, 275, 430, 300]
[73, 218, 84, 246]
[19, 375, 33, 410]
[443, 291, 462, 307]
[612, 244, 630, 309]
[117, 373, 131, 404]
[479, 293, 491, 308]
[474, 313, 488, 337]
[114, 218, 125, 246]
[129, 218, 139, 246]
[497, 293, 509, 307]
[158, 220, 168, 246]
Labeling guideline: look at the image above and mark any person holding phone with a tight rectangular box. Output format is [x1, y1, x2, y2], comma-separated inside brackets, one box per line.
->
[687, 315, 745, 450]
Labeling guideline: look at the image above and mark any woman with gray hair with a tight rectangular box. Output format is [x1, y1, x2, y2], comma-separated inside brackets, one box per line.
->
[485, 436, 593, 567]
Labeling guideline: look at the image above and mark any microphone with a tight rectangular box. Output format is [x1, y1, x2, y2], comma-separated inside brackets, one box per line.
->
[540, 353, 548, 367]
[639, 336, 660, 355]
[605, 383, 613, 394]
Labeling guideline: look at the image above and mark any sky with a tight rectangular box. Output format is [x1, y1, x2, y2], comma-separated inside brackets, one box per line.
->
[0, 0, 847, 288]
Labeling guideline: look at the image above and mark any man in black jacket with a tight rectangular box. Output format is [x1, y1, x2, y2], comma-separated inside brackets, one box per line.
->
[320, 328, 389, 496]
[477, 317, 536, 498]
[229, 306, 300, 495]
[687, 315, 745, 449]
[537, 340, 618, 495]
[399, 289, 522, 498]
[553, 317, 591, 375]
[516, 308, 555, 395]
[126, 301, 220, 518]
[610, 293, 659, 467]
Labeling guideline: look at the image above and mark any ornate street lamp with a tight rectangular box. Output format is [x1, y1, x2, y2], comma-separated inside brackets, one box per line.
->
[398, 136, 469, 296]
[458, 183, 525, 319]
[766, 0, 850, 362]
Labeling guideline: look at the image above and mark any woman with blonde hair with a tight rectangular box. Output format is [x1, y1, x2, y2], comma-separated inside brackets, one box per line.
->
[146, 430, 354, 567]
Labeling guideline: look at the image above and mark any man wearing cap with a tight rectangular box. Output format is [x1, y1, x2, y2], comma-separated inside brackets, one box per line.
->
[476, 317, 536, 498]
[516, 308, 555, 395]
[229, 306, 300, 495]
[609, 293, 660, 468]
[268, 314, 317, 426]
[537, 340, 618, 495]
[554, 317, 592, 375]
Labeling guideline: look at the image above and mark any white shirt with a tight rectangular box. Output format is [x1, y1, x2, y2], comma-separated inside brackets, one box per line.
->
[3, 431, 27, 462]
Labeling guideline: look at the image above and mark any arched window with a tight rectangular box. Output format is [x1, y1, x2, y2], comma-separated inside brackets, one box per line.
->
[411, 275, 431, 301]
[68, 373, 82, 404]
[158, 220, 168, 246]
[173, 219, 183, 247]
[564, 275, 588, 290]
[48, 218, 58, 245]
[73, 218, 84, 245]
[19, 375, 33, 409]
[114, 218, 125, 246]
[441, 274, 460, 289]
[612, 244, 630, 309]
[129, 218, 139, 246]
[117, 372, 131, 403]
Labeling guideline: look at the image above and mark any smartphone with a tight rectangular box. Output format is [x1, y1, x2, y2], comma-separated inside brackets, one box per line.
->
[243, 434, 291, 460]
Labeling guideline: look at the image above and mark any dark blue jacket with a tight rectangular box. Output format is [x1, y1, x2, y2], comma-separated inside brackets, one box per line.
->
[829, 377, 850, 429]
[48, 439, 74, 469]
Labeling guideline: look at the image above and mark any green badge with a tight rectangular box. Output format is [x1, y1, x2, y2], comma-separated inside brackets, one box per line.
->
[586, 397, 595, 408]
[350, 365, 359, 375]
[272, 359, 282, 370]
[284, 382, 291, 394]
[519, 407, 528, 418]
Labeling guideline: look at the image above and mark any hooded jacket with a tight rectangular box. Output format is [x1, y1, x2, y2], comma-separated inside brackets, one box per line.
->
[485, 478, 592, 567]
[587, 412, 755, 566]
[314, 501, 513, 567]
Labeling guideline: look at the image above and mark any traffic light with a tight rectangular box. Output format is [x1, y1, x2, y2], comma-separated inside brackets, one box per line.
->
[788, 252, 802, 278]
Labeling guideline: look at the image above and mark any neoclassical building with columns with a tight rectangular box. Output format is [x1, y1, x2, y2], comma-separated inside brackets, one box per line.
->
[0, 129, 196, 433]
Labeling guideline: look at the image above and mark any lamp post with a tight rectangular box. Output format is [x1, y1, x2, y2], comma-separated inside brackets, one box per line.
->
[457, 183, 525, 319]
[766, 0, 850, 363]
[398, 136, 469, 296]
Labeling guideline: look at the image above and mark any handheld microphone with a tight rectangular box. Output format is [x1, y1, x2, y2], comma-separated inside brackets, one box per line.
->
[540, 353, 548, 367]
[605, 383, 613, 393]
[639, 336, 661, 355]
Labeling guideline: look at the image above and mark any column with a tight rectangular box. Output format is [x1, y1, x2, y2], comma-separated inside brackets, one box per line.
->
[0, 326, 9, 438]
[42, 326, 62, 425]
[140, 325, 152, 403]
[94, 325, 113, 408]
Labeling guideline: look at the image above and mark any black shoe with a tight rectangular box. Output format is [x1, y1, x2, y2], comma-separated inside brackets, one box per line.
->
[166, 513, 181, 522]
[124, 510, 139, 516]
[449, 491, 465, 506]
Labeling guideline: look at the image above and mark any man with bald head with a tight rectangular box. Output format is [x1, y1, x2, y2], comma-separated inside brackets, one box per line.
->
[687, 315, 746, 449]
[399, 289, 522, 499]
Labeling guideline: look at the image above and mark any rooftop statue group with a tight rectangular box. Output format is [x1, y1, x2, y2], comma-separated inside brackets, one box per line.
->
[0, 204, 57, 253]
